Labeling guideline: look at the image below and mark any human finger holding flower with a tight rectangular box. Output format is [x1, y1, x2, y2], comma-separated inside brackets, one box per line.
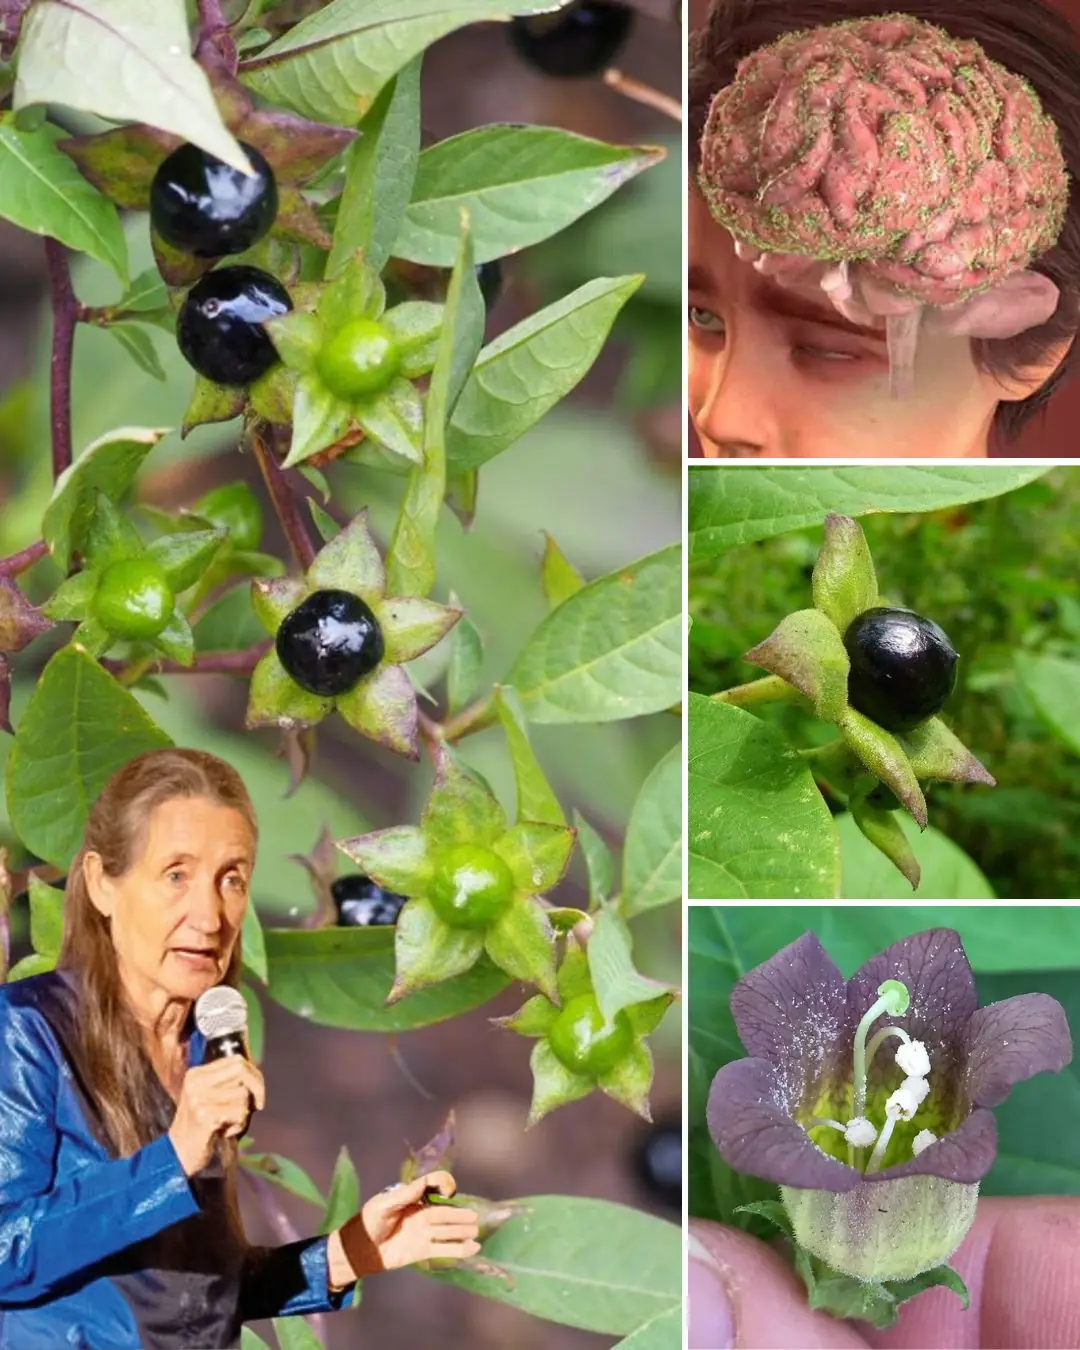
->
[0, 747, 479, 1350]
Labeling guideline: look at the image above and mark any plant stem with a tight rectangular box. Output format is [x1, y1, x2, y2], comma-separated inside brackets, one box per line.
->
[0, 539, 48, 577]
[602, 68, 682, 122]
[196, 0, 229, 41]
[45, 239, 78, 480]
[101, 641, 271, 682]
[711, 675, 799, 708]
[440, 692, 497, 743]
[250, 425, 316, 572]
[239, 1168, 329, 1342]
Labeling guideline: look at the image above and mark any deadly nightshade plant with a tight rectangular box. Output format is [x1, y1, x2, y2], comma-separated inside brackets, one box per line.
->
[708, 928, 1072, 1327]
[715, 514, 995, 888]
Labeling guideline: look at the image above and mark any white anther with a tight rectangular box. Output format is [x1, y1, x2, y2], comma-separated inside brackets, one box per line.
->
[912, 1129, 937, 1156]
[885, 1079, 926, 1121]
[843, 1116, 879, 1148]
[902, 1074, 930, 1107]
[895, 1040, 931, 1078]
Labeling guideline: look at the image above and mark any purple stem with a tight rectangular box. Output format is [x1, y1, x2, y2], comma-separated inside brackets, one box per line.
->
[240, 1168, 330, 1342]
[251, 426, 316, 572]
[0, 539, 48, 576]
[44, 239, 78, 480]
[100, 641, 271, 679]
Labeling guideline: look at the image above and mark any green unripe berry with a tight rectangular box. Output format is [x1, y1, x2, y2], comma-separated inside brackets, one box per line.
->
[548, 992, 634, 1078]
[428, 843, 514, 930]
[92, 557, 174, 639]
[193, 481, 263, 552]
[315, 318, 401, 400]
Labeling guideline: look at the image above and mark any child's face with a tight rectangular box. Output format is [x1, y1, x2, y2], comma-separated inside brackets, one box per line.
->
[687, 188, 1003, 458]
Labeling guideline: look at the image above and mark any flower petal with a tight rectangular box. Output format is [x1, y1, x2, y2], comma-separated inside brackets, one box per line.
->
[422, 742, 507, 848]
[335, 825, 432, 895]
[245, 648, 332, 730]
[335, 662, 418, 759]
[492, 822, 575, 895]
[389, 896, 484, 1002]
[483, 898, 557, 1001]
[377, 596, 462, 664]
[872, 1107, 998, 1186]
[707, 1057, 859, 1192]
[251, 576, 310, 635]
[307, 508, 386, 600]
[964, 992, 1073, 1109]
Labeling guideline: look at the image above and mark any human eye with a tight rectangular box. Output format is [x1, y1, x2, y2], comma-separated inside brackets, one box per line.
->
[689, 305, 725, 335]
[166, 868, 185, 884]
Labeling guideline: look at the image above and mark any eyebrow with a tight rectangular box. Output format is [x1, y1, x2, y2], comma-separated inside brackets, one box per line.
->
[689, 262, 885, 340]
[161, 852, 251, 869]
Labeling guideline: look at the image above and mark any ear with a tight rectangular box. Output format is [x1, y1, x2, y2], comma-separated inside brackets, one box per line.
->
[987, 332, 1077, 403]
[82, 851, 116, 920]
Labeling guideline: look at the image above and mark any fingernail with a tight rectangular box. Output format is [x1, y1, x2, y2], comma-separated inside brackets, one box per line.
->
[688, 1235, 735, 1350]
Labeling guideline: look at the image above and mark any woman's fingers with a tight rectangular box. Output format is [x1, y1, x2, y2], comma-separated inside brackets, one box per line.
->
[425, 1211, 480, 1237]
[429, 1239, 482, 1259]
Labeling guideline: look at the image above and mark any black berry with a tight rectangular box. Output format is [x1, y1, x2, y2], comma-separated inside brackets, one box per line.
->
[630, 1115, 681, 1212]
[276, 588, 384, 697]
[476, 260, 503, 308]
[843, 607, 958, 734]
[150, 141, 278, 258]
[510, 2, 634, 78]
[331, 874, 406, 926]
[177, 265, 291, 385]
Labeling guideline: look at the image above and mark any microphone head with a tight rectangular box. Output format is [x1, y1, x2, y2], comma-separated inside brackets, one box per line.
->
[195, 986, 248, 1040]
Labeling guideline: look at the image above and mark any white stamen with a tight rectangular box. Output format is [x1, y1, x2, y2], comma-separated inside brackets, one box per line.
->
[902, 1075, 930, 1107]
[912, 1129, 937, 1156]
[843, 1116, 879, 1148]
[885, 1079, 926, 1121]
[895, 1040, 931, 1078]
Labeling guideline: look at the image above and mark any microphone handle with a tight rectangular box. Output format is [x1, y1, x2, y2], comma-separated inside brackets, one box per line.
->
[203, 1032, 253, 1138]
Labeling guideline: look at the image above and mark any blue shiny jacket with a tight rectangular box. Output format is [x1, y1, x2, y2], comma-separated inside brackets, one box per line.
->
[0, 970, 353, 1349]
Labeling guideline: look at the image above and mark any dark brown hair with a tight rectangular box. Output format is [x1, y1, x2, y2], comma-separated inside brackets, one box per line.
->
[689, 0, 1080, 445]
[58, 748, 257, 1157]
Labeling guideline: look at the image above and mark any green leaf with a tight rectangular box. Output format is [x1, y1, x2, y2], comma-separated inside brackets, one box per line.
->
[494, 994, 557, 1038]
[147, 528, 226, 593]
[483, 898, 557, 1001]
[384, 301, 444, 378]
[837, 814, 994, 899]
[621, 744, 680, 917]
[240, 982, 264, 1062]
[390, 895, 485, 1000]
[572, 809, 613, 905]
[0, 116, 126, 282]
[7, 953, 57, 981]
[17, 0, 246, 170]
[688, 694, 840, 900]
[240, 1330, 272, 1350]
[540, 532, 586, 611]
[900, 716, 995, 787]
[105, 323, 166, 381]
[494, 822, 574, 894]
[746, 608, 850, 723]
[812, 513, 879, 633]
[446, 595, 483, 716]
[320, 1146, 360, 1234]
[337, 824, 432, 894]
[354, 377, 424, 464]
[264, 924, 507, 1030]
[447, 275, 643, 473]
[82, 492, 142, 570]
[397, 127, 664, 266]
[508, 545, 681, 723]
[587, 907, 673, 1022]
[272, 1319, 323, 1350]
[239, 0, 571, 127]
[495, 686, 564, 826]
[307, 508, 386, 599]
[154, 609, 194, 667]
[245, 648, 333, 731]
[838, 707, 927, 829]
[427, 1195, 680, 1334]
[387, 215, 484, 598]
[850, 795, 920, 890]
[41, 569, 98, 621]
[28, 874, 63, 960]
[5, 647, 172, 868]
[328, 57, 421, 277]
[688, 465, 1050, 560]
[1016, 652, 1080, 755]
[282, 372, 354, 470]
[335, 660, 419, 758]
[526, 1039, 595, 1125]
[241, 904, 269, 985]
[423, 744, 508, 848]
[611, 1305, 682, 1350]
[182, 375, 245, 437]
[597, 1038, 653, 1117]
[886, 1265, 970, 1314]
[43, 426, 169, 571]
[242, 1151, 327, 1210]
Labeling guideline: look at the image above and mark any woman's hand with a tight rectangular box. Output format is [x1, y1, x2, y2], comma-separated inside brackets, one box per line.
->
[328, 1171, 481, 1287]
[167, 1058, 266, 1176]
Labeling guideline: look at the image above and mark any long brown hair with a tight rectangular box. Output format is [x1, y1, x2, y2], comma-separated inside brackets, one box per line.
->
[58, 748, 258, 1157]
[689, 0, 1080, 446]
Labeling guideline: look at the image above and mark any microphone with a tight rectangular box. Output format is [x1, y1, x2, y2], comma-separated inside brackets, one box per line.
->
[194, 986, 254, 1138]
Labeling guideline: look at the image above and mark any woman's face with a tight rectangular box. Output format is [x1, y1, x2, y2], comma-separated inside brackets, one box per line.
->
[687, 187, 1001, 458]
[86, 795, 255, 1009]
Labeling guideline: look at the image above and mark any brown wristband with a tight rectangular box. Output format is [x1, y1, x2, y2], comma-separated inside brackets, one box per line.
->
[339, 1214, 386, 1280]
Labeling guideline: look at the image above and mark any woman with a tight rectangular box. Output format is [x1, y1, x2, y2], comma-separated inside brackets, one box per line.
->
[687, 0, 1080, 458]
[0, 747, 480, 1350]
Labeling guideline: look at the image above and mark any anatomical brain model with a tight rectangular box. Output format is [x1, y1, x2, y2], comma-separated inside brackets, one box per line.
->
[697, 13, 1071, 392]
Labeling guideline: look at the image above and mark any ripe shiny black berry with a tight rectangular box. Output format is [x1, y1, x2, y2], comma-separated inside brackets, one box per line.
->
[510, 2, 634, 78]
[331, 874, 406, 926]
[476, 260, 503, 308]
[843, 607, 958, 734]
[631, 1115, 681, 1212]
[177, 265, 291, 385]
[151, 141, 278, 257]
[276, 588, 384, 697]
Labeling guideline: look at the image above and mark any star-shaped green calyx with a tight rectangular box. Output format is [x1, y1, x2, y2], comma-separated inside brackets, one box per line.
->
[40, 491, 224, 666]
[263, 254, 443, 471]
[245, 509, 459, 758]
[336, 741, 576, 1003]
[496, 941, 672, 1127]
